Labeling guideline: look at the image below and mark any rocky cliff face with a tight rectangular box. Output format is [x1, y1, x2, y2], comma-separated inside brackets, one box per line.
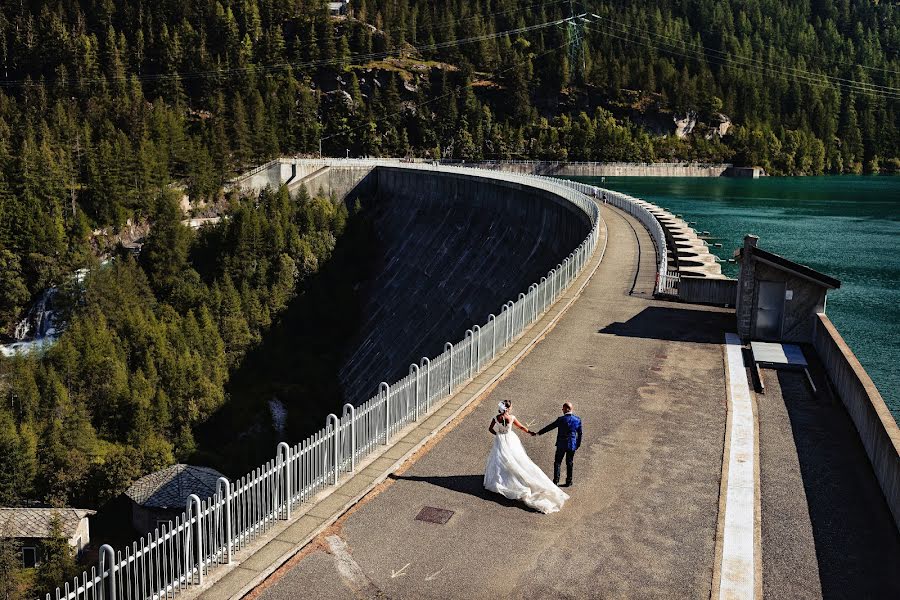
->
[674, 112, 698, 139]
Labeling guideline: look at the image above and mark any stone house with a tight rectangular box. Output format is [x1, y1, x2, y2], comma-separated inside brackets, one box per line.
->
[125, 464, 225, 535]
[735, 235, 841, 343]
[328, 1, 350, 16]
[0, 508, 94, 568]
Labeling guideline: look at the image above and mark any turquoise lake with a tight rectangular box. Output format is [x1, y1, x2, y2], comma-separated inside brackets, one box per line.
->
[576, 175, 900, 423]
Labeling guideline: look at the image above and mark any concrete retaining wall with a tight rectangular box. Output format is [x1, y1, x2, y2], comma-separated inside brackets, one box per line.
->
[458, 161, 731, 177]
[231, 160, 323, 193]
[291, 165, 378, 204]
[813, 314, 900, 531]
[678, 276, 737, 306]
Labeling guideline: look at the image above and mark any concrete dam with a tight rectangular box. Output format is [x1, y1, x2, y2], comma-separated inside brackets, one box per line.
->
[236, 161, 592, 405]
[338, 167, 591, 404]
[56, 160, 899, 600]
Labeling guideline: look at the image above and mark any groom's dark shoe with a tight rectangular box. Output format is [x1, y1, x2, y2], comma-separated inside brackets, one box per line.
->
[562, 481, 572, 487]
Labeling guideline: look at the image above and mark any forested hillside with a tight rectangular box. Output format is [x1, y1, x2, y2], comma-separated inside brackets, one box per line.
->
[0, 3, 897, 587]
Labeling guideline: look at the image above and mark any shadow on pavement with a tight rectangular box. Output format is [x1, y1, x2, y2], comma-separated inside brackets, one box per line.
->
[777, 365, 900, 598]
[598, 306, 734, 344]
[388, 474, 540, 512]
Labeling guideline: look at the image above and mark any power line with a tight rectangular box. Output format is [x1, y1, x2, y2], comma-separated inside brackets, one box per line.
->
[582, 16, 900, 101]
[586, 13, 900, 97]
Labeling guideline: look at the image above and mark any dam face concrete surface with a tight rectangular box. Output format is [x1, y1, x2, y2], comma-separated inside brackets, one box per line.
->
[338, 167, 591, 404]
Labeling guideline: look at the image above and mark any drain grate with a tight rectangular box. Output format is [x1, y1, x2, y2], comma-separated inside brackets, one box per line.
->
[416, 506, 454, 525]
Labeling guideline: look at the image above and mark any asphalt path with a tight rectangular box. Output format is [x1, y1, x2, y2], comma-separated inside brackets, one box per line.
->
[758, 361, 900, 598]
[257, 206, 732, 599]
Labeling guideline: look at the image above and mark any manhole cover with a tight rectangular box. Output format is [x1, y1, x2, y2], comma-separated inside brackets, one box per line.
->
[416, 506, 454, 525]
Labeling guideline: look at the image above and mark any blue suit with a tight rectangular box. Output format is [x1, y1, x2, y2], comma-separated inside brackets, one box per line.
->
[538, 413, 583, 485]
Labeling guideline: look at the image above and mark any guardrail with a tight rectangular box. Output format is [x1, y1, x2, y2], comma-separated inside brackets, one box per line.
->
[439, 159, 733, 169]
[530, 176, 672, 296]
[48, 162, 601, 600]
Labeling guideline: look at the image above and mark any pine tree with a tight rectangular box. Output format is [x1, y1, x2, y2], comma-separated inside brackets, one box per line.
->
[140, 191, 191, 298]
[34, 515, 78, 597]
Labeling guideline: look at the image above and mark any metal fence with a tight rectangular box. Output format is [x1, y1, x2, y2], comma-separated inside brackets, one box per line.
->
[48, 163, 601, 600]
[531, 176, 673, 296]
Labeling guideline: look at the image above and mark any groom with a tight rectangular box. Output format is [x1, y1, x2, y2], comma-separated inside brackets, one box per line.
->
[535, 402, 583, 487]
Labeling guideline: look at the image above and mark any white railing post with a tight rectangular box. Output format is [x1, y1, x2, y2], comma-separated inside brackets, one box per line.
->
[472, 325, 481, 369]
[343, 403, 356, 471]
[186, 494, 203, 586]
[445, 342, 453, 394]
[409, 363, 420, 421]
[99, 544, 115, 600]
[529, 284, 538, 322]
[465, 330, 474, 378]
[380, 382, 390, 443]
[276, 442, 290, 519]
[501, 303, 510, 345]
[555, 264, 563, 297]
[216, 477, 232, 563]
[540, 277, 548, 310]
[488, 314, 496, 357]
[517, 293, 526, 331]
[326, 414, 340, 484]
[420, 357, 431, 411]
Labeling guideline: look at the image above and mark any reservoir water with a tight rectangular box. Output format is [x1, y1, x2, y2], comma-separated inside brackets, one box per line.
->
[578, 175, 900, 423]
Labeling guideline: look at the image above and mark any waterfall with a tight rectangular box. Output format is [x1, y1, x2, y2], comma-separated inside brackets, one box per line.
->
[12, 288, 56, 341]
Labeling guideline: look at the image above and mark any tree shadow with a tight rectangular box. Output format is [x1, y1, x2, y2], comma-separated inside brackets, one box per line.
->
[775, 361, 900, 597]
[388, 473, 540, 513]
[192, 201, 379, 476]
[598, 306, 735, 344]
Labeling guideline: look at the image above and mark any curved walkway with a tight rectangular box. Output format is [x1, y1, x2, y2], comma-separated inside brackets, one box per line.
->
[251, 206, 735, 599]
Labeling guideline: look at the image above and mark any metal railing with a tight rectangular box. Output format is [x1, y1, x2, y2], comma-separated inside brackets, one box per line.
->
[528, 176, 672, 296]
[49, 162, 601, 600]
[439, 159, 733, 169]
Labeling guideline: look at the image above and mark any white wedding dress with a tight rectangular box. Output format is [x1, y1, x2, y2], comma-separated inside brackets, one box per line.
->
[483, 415, 569, 514]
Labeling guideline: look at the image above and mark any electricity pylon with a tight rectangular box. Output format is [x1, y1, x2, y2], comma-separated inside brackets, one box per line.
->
[566, 0, 587, 80]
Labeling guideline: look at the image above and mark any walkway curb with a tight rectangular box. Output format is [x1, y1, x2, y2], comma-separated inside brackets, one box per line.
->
[197, 205, 610, 600]
[712, 334, 761, 600]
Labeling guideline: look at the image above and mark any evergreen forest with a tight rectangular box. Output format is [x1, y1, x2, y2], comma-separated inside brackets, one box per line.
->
[0, 1, 897, 595]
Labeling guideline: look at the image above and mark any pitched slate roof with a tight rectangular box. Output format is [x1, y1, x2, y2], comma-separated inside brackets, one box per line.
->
[0, 508, 95, 539]
[736, 245, 841, 290]
[125, 464, 225, 510]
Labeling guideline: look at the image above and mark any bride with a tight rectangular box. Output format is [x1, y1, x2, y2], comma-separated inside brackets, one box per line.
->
[484, 401, 569, 514]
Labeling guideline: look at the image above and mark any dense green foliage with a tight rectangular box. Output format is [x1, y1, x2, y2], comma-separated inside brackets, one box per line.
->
[0, 185, 349, 512]
[0, 0, 896, 559]
[0, 0, 894, 313]
[0, 0, 895, 333]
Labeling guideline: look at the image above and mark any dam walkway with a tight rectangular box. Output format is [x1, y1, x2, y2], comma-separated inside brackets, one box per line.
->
[246, 206, 732, 598]
[201, 204, 900, 600]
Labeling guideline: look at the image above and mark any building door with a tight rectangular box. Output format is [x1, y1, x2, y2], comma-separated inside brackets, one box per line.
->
[756, 281, 785, 340]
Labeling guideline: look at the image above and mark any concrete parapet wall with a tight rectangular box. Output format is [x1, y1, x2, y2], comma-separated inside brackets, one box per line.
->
[813, 313, 900, 531]
[678, 276, 737, 306]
